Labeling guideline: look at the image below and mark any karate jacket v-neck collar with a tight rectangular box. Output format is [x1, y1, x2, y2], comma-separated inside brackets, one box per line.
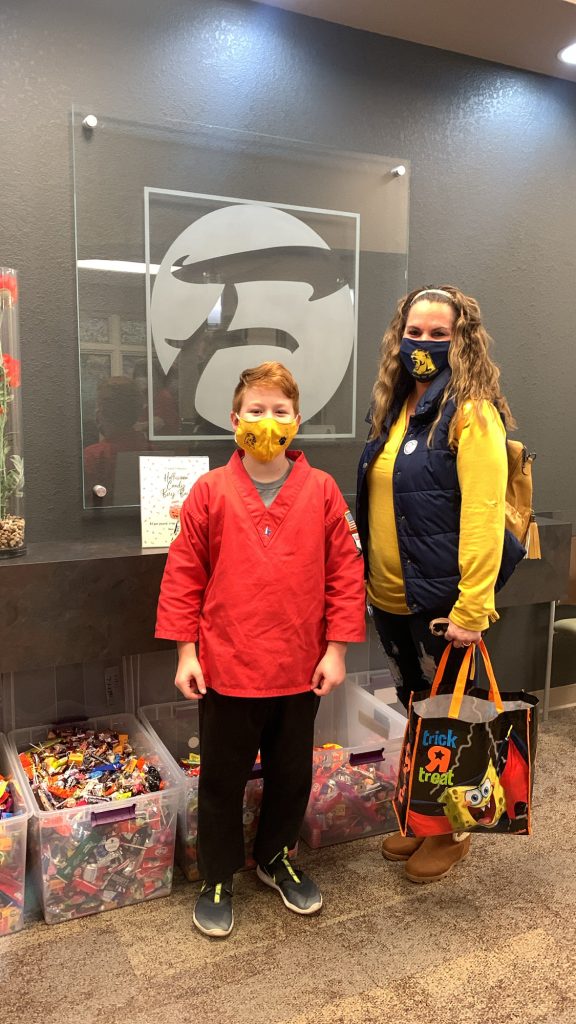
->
[156, 450, 366, 698]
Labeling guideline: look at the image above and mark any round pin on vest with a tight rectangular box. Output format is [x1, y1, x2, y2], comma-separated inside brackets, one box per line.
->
[404, 439, 418, 455]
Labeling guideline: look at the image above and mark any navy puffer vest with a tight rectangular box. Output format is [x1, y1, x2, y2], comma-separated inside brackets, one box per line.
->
[356, 368, 524, 614]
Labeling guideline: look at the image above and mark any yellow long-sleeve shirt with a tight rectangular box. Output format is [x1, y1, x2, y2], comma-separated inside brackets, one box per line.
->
[366, 399, 507, 632]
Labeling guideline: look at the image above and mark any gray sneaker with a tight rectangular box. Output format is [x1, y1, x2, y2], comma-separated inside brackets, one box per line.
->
[193, 879, 234, 937]
[256, 847, 322, 915]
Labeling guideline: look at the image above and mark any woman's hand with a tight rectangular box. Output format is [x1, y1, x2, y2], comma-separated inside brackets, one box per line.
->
[312, 641, 347, 696]
[445, 619, 482, 649]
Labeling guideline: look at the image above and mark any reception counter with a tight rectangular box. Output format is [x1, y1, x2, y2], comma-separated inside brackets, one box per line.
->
[0, 517, 571, 717]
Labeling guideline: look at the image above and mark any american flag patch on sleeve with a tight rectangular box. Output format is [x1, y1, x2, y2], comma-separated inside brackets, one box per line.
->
[344, 509, 362, 551]
[344, 510, 357, 532]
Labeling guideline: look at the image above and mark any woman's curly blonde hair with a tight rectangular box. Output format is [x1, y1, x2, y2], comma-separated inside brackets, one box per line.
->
[369, 285, 516, 445]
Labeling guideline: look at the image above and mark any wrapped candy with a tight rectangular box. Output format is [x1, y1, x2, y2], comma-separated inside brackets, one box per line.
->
[177, 751, 263, 881]
[0, 743, 29, 936]
[301, 743, 399, 848]
[19, 727, 165, 810]
[0, 773, 26, 934]
[12, 720, 180, 924]
[30, 800, 177, 923]
[0, 775, 15, 819]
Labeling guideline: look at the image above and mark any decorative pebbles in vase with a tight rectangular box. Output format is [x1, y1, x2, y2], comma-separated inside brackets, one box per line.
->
[0, 269, 25, 557]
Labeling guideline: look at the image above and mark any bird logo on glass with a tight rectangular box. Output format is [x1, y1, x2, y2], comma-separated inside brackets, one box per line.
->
[149, 202, 356, 436]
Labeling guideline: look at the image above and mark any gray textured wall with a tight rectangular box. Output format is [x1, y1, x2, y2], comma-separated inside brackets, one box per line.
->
[0, 0, 575, 542]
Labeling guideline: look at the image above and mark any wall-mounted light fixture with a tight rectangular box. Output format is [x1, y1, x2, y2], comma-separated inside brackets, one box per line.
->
[77, 260, 161, 274]
[558, 42, 576, 64]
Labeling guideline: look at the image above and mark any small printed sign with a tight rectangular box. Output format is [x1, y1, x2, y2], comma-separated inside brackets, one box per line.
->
[139, 456, 209, 548]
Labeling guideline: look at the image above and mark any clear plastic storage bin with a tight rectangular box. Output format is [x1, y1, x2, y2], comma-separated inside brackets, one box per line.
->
[9, 714, 182, 924]
[0, 734, 32, 935]
[139, 701, 263, 881]
[301, 676, 406, 848]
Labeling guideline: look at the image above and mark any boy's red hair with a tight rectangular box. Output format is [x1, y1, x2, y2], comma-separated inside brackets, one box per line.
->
[232, 362, 300, 415]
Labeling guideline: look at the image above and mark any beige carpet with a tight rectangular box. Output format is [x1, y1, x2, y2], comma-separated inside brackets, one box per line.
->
[3, 709, 576, 1024]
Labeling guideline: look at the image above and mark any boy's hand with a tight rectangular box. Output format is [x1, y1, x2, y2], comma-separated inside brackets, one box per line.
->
[312, 641, 347, 697]
[175, 642, 207, 700]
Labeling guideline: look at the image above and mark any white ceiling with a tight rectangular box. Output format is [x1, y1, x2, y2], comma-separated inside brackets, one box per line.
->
[252, 0, 576, 83]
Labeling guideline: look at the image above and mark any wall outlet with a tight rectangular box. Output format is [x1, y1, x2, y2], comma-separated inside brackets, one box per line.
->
[104, 665, 122, 705]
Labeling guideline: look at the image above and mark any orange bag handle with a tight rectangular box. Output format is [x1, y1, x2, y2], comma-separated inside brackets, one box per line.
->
[429, 642, 453, 697]
[477, 639, 504, 712]
[429, 640, 504, 718]
[448, 641, 504, 719]
[447, 645, 476, 719]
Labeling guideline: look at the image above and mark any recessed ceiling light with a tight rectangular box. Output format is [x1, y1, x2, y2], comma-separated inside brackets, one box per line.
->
[558, 42, 576, 64]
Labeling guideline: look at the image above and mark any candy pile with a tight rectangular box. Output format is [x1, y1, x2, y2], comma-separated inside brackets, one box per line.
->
[301, 743, 399, 848]
[0, 829, 26, 936]
[0, 775, 15, 819]
[176, 751, 264, 881]
[14, 725, 179, 923]
[181, 775, 264, 881]
[241, 778, 264, 869]
[178, 750, 203, 878]
[19, 728, 165, 811]
[180, 784, 200, 881]
[0, 774, 26, 936]
[180, 752, 200, 777]
[33, 798, 178, 923]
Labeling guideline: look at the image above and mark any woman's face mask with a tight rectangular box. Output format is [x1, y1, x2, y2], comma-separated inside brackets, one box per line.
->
[400, 299, 455, 381]
[399, 337, 451, 381]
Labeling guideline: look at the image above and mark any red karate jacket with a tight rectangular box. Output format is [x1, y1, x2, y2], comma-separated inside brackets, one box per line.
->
[155, 450, 366, 697]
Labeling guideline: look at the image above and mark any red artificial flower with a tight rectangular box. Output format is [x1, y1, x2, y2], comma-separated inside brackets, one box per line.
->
[0, 273, 18, 306]
[1, 354, 21, 388]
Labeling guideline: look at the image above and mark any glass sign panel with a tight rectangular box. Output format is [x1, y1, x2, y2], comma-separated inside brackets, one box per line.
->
[73, 110, 409, 508]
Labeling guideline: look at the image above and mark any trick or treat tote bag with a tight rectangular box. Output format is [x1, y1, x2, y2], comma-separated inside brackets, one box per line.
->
[394, 641, 538, 837]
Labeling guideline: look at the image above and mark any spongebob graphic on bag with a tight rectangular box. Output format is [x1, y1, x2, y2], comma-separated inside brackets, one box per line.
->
[439, 759, 506, 831]
[394, 641, 538, 837]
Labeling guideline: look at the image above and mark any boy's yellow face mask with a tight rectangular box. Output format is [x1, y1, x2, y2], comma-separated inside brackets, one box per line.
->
[234, 416, 298, 462]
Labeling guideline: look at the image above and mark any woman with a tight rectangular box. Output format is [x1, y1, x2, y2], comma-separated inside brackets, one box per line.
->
[356, 285, 524, 883]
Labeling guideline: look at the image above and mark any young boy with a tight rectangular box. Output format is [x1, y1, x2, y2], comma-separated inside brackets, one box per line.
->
[155, 362, 366, 937]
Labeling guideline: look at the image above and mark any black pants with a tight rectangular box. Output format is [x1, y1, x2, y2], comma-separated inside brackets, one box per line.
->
[197, 688, 320, 883]
[371, 605, 473, 711]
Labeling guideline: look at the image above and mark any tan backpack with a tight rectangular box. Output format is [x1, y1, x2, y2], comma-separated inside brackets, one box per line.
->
[506, 441, 540, 559]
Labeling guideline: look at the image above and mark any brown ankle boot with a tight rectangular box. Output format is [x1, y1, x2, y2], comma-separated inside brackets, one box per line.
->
[381, 833, 425, 862]
[404, 834, 471, 883]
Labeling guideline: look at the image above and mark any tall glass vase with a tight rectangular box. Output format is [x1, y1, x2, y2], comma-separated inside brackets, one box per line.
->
[0, 268, 25, 557]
